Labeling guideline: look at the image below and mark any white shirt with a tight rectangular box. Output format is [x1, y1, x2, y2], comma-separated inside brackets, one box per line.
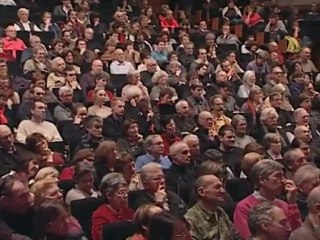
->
[109, 60, 134, 75]
[14, 21, 41, 32]
[16, 120, 62, 144]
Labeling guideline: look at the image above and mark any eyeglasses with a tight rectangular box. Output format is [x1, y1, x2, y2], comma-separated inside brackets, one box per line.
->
[35, 92, 45, 95]
[180, 149, 190, 155]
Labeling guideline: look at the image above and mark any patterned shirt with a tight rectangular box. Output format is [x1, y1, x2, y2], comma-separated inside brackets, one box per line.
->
[185, 203, 242, 240]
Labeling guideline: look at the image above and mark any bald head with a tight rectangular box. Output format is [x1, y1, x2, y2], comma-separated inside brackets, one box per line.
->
[198, 111, 213, 129]
[0, 125, 13, 150]
[194, 175, 225, 202]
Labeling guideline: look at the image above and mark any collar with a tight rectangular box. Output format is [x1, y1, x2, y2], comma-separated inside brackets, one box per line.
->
[195, 202, 219, 221]
[145, 152, 161, 162]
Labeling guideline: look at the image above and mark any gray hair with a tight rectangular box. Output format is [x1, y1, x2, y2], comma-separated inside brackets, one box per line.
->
[140, 162, 162, 183]
[263, 133, 280, 150]
[283, 148, 301, 167]
[169, 61, 181, 68]
[169, 142, 188, 156]
[293, 108, 308, 122]
[248, 201, 277, 237]
[260, 107, 278, 123]
[126, 70, 140, 83]
[183, 134, 199, 143]
[251, 159, 283, 189]
[175, 100, 188, 112]
[58, 86, 73, 96]
[99, 172, 127, 196]
[151, 70, 168, 84]
[242, 70, 255, 85]
[293, 164, 320, 186]
[51, 57, 65, 69]
[231, 114, 247, 129]
[307, 186, 320, 210]
[144, 134, 161, 149]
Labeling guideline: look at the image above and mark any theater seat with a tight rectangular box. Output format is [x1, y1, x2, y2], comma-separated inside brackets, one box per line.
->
[102, 221, 137, 240]
[70, 196, 105, 238]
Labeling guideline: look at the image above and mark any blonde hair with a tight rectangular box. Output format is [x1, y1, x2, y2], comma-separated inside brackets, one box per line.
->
[34, 167, 59, 182]
[151, 70, 168, 84]
[30, 178, 59, 205]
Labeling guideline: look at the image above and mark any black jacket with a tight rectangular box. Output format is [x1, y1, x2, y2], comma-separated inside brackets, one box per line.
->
[165, 163, 196, 204]
[102, 115, 125, 141]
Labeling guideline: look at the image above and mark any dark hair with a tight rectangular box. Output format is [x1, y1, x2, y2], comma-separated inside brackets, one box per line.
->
[243, 142, 264, 155]
[159, 87, 174, 99]
[218, 125, 234, 137]
[16, 151, 41, 174]
[89, 11, 100, 23]
[113, 152, 134, 173]
[121, 119, 138, 136]
[159, 115, 175, 132]
[33, 200, 67, 239]
[148, 212, 189, 240]
[71, 102, 86, 117]
[291, 138, 309, 148]
[167, 51, 178, 61]
[72, 148, 94, 165]
[25, 133, 47, 153]
[83, 115, 103, 130]
[155, 37, 166, 45]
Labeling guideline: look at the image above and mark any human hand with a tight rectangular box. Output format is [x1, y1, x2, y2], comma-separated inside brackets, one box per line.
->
[154, 183, 167, 203]
[283, 179, 297, 204]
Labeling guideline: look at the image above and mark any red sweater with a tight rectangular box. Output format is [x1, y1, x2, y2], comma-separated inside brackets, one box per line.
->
[91, 204, 134, 240]
[234, 194, 301, 239]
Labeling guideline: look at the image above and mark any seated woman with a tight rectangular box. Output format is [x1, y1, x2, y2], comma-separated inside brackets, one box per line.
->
[39, 11, 61, 38]
[127, 204, 163, 240]
[0, 74, 20, 108]
[231, 114, 256, 149]
[237, 70, 257, 99]
[263, 133, 283, 161]
[62, 49, 81, 75]
[34, 166, 59, 182]
[88, 88, 112, 119]
[240, 85, 263, 126]
[33, 200, 84, 240]
[242, 5, 264, 33]
[31, 177, 63, 206]
[65, 161, 98, 206]
[117, 120, 145, 158]
[47, 39, 64, 60]
[60, 148, 94, 181]
[160, 116, 181, 156]
[87, 72, 114, 102]
[150, 70, 177, 101]
[46, 57, 66, 90]
[0, 89, 15, 128]
[122, 70, 149, 101]
[91, 173, 134, 240]
[94, 140, 119, 185]
[113, 152, 143, 191]
[25, 133, 65, 168]
[16, 152, 40, 185]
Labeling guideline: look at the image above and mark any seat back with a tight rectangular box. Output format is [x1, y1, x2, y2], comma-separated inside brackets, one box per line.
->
[70, 197, 105, 238]
[102, 221, 137, 240]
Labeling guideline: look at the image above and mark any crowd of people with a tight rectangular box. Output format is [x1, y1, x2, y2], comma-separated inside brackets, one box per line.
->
[0, 0, 320, 239]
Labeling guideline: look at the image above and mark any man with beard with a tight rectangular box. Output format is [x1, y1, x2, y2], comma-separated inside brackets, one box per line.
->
[185, 175, 242, 240]
[217, 125, 243, 178]
[210, 95, 231, 133]
[248, 202, 291, 240]
[234, 159, 301, 239]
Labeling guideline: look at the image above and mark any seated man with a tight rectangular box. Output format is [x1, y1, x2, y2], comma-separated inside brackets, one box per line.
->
[185, 174, 242, 240]
[17, 86, 53, 122]
[135, 134, 171, 172]
[216, 24, 240, 47]
[3, 25, 27, 60]
[249, 202, 291, 240]
[109, 48, 134, 75]
[16, 101, 62, 144]
[128, 162, 186, 216]
[0, 176, 34, 239]
[151, 37, 168, 65]
[14, 8, 41, 32]
[174, 100, 197, 135]
[234, 159, 301, 239]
